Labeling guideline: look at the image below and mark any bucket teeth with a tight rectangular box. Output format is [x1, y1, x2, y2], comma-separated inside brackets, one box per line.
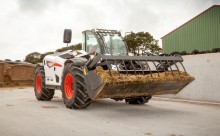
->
[88, 54, 186, 77]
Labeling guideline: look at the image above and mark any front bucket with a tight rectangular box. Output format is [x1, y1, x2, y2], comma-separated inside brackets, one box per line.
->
[96, 80, 193, 99]
[95, 67, 194, 99]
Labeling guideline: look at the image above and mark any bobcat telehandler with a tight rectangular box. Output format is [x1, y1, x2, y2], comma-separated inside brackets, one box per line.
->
[34, 29, 194, 109]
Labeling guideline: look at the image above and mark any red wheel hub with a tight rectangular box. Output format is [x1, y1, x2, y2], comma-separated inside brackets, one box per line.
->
[35, 74, 42, 93]
[64, 73, 74, 99]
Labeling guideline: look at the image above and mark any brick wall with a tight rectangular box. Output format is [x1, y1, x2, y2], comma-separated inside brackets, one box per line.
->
[0, 62, 35, 86]
[11, 65, 34, 81]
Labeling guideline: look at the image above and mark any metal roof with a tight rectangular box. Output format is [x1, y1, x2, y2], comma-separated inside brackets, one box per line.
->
[161, 5, 220, 39]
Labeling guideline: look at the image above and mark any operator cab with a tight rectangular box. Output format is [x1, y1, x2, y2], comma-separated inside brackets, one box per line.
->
[63, 29, 128, 57]
[82, 29, 128, 56]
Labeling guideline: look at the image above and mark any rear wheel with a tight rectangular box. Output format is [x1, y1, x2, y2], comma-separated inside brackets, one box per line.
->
[61, 63, 92, 109]
[125, 96, 152, 105]
[34, 66, 55, 101]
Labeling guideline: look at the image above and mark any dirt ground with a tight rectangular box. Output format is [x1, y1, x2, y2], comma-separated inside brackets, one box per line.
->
[0, 87, 220, 136]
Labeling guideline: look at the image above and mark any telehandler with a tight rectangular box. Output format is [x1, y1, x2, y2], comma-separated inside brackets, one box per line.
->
[34, 29, 194, 109]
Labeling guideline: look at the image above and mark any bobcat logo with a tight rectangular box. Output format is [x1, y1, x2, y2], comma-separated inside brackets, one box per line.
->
[46, 61, 62, 68]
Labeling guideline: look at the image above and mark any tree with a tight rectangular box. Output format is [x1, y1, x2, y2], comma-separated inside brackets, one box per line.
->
[56, 43, 82, 52]
[40, 51, 54, 62]
[24, 43, 82, 64]
[24, 52, 41, 64]
[124, 32, 162, 56]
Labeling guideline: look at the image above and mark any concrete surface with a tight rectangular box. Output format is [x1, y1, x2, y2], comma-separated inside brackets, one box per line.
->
[163, 53, 220, 103]
[0, 87, 220, 136]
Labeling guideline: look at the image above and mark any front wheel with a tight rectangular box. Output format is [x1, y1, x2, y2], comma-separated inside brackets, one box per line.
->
[61, 63, 92, 109]
[34, 66, 55, 101]
[125, 96, 152, 105]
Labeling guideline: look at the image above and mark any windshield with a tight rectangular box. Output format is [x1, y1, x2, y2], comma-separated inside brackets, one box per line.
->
[102, 34, 127, 56]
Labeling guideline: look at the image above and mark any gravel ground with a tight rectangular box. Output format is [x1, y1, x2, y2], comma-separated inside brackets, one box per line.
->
[0, 87, 220, 136]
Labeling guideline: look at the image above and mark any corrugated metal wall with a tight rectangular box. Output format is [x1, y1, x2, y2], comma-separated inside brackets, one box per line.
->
[162, 6, 220, 54]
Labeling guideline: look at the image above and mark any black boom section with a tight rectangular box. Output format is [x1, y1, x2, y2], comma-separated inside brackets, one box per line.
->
[87, 54, 186, 76]
[100, 54, 183, 61]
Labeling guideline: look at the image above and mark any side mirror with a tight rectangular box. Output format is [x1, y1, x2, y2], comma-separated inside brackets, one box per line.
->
[63, 29, 72, 43]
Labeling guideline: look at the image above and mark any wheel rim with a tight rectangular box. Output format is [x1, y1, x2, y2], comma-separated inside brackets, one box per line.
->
[35, 74, 42, 93]
[64, 73, 74, 99]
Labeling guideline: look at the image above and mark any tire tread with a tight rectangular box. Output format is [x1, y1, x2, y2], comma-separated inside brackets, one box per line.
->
[34, 66, 55, 101]
[62, 63, 92, 109]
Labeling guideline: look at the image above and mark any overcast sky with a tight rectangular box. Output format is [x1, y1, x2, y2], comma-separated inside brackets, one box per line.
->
[0, 0, 219, 60]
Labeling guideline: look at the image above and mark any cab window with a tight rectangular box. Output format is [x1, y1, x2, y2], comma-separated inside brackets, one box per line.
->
[82, 32, 86, 51]
[85, 31, 100, 53]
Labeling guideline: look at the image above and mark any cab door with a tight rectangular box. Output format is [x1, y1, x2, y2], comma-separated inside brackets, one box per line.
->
[82, 31, 101, 53]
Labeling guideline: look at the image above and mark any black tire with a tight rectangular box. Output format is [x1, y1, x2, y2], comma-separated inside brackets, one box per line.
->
[159, 53, 169, 56]
[61, 63, 92, 109]
[125, 96, 152, 105]
[34, 66, 55, 101]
